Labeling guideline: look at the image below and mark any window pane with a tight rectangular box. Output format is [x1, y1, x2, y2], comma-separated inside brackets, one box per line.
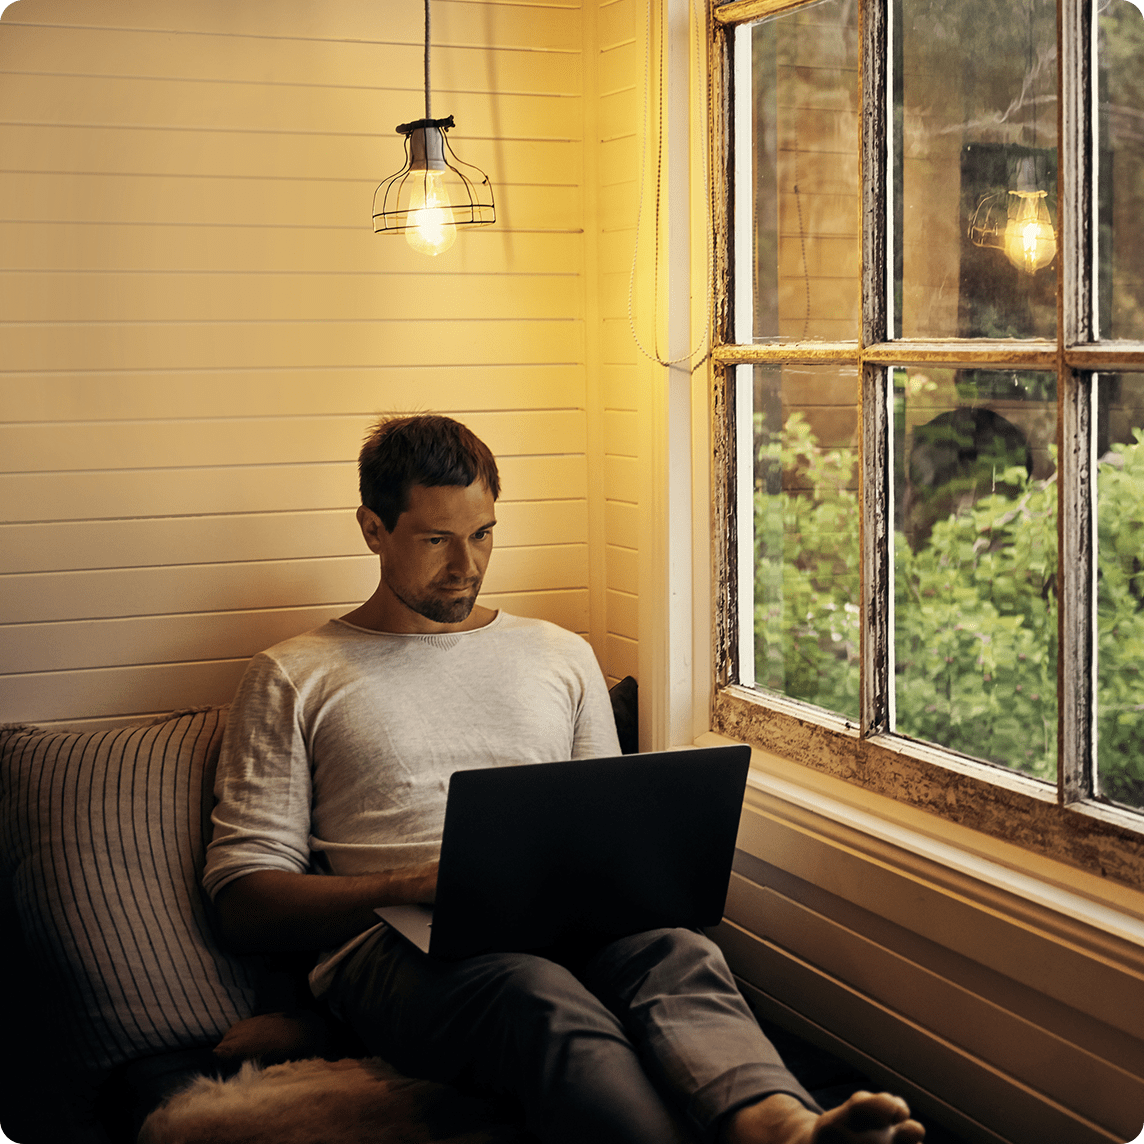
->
[1096, 372, 1144, 808]
[746, 363, 861, 720]
[1098, 1, 1144, 340]
[895, 0, 1057, 339]
[734, 1, 860, 343]
[893, 368, 1058, 779]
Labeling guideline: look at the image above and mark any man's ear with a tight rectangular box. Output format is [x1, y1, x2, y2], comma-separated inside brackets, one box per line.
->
[357, 504, 386, 554]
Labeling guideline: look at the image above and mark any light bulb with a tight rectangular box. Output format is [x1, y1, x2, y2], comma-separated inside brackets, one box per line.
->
[405, 171, 456, 257]
[1003, 190, 1056, 275]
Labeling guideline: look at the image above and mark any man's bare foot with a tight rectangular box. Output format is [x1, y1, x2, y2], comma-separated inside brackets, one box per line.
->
[722, 1090, 926, 1144]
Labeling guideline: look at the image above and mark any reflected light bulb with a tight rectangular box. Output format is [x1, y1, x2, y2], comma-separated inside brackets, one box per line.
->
[1003, 190, 1056, 275]
[406, 171, 456, 257]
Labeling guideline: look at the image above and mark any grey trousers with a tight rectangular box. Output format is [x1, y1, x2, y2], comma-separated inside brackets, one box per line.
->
[325, 926, 820, 1144]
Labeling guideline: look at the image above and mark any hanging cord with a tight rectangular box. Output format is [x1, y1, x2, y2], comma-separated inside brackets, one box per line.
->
[794, 156, 811, 340]
[627, 0, 713, 370]
[1028, 0, 1037, 154]
[423, 0, 432, 118]
[392, 4, 448, 137]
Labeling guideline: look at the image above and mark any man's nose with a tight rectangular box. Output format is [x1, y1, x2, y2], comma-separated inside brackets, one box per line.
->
[448, 540, 478, 578]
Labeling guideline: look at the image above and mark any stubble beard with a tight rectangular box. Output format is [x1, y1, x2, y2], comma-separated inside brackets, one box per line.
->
[391, 579, 481, 625]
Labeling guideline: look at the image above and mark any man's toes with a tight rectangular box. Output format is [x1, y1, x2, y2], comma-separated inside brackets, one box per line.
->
[827, 1091, 924, 1142]
[844, 1091, 907, 1125]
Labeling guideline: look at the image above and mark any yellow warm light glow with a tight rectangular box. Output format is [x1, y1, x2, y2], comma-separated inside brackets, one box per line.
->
[1003, 190, 1057, 275]
[405, 171, 456, 257]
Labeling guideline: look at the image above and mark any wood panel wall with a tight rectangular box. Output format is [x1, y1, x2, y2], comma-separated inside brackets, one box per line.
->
[596, 0, 641, 686]
[0, 0, 634, 727]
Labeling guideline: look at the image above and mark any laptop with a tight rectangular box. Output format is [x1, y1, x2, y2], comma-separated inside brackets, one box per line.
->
[375, 744, 751, 960]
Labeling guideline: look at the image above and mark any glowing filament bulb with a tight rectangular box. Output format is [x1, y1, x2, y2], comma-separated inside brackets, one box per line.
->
[1003, 190, 1056, 275]
[406, 171, 456, 257]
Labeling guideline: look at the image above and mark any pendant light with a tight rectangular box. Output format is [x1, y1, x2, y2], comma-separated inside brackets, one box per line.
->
[372, 0, 495, 256]
[969, 156, 1057, 275]
[967, 2, 1056, 276]
[1000, 158, 1057, 274]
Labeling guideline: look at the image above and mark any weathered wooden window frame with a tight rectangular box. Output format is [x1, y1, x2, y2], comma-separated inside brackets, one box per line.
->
[709, 0, 1144, 884]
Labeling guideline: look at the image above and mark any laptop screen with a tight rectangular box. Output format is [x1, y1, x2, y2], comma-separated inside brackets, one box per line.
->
[423, 744, 751, 959]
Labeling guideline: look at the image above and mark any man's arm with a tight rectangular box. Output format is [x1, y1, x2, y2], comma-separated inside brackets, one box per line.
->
[213, 862, 437, 954]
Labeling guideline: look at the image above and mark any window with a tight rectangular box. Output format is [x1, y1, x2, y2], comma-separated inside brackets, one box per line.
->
[711, 0, 1144, 877]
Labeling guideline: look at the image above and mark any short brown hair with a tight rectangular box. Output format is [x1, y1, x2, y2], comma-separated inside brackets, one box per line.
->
[358, 414, 500, 531]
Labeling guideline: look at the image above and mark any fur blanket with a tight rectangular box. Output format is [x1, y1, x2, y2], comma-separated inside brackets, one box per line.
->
[137, 1057, 529, 1144]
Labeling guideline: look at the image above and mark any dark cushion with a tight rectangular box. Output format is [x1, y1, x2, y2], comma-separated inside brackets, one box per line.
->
[608, 676, 639, 755]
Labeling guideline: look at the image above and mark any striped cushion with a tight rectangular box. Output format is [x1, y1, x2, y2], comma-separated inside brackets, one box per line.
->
[0, 708, 264, 1075]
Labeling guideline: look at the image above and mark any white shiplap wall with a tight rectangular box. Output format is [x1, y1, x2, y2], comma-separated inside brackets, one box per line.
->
[0, 0, 615, 727]
[597, 0, 641, 688]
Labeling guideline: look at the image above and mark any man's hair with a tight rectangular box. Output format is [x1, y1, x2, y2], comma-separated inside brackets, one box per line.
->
[358, 414, 501, 531]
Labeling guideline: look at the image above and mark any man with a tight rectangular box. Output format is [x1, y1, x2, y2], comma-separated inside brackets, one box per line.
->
[204, 414, 924, 1144]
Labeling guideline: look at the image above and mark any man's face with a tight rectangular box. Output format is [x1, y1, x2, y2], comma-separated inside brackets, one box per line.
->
[361, 481, 497, 630]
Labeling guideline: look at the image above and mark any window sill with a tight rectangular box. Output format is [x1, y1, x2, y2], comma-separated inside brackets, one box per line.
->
[711, 684, 1144, 890]
[698, 726, 1144, 951]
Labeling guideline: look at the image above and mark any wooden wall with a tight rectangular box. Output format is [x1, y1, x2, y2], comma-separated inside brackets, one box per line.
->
[0, 0, 651, 727]
[595, 0, 641, 688]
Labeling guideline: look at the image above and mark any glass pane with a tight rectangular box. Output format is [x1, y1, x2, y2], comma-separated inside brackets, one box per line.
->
[735, 0, 860, 343]
[1096, 372, 1144, 808]
[1097, 0, 1144, 340]
[895, 0, 1058, 339]
[893, 368, 1058, 779]
[747, 363, 861, 720]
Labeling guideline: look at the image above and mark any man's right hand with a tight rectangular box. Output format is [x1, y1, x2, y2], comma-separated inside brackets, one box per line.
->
[394, 859, 438, 905]
[213, 862, 440, 954]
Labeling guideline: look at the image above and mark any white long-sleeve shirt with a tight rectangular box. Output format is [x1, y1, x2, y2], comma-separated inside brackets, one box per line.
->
[203, 611, 620, 990]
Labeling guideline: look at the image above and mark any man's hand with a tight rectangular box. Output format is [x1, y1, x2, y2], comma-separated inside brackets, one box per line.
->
[214, 862, 440, 953]
[395, 859, 438, 905]
[213, 1011, 332, 1064]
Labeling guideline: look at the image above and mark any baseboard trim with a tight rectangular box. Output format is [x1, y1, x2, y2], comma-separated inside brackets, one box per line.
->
[732, 971, 1007, 1144]
[715, 920, 1125, 1144]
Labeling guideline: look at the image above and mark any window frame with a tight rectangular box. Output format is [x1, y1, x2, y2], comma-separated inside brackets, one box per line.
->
[709, 0, 1144, 884]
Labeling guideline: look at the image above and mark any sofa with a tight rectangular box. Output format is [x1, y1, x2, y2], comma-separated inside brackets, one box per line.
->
[0, 677, 640, 1144]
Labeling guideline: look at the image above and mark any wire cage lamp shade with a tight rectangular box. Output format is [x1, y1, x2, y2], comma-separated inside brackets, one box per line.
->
[372, 1, 494, 256]
[968, 155, 1057, 276]
[372, 115, 495, 256]
[967, 9, 1056, 279]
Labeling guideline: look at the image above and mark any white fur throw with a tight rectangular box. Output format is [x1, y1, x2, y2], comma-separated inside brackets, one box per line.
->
[137, 1057, 527, 1144]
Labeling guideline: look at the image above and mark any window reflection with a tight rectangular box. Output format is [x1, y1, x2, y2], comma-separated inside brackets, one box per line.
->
[896, 0, 1058, 339]
[739, 0, 860, 343]
[1098, 0, 1144, 340]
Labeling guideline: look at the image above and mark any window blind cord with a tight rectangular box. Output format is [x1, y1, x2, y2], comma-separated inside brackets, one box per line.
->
[627, 0, 713, 371]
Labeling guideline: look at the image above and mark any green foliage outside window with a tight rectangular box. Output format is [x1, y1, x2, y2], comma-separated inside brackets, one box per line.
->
[753, 412, 861, 721]
[1097, 429, 1144, 805]
[894, 460, 1058, 780]
[753, 416, 1144, 807]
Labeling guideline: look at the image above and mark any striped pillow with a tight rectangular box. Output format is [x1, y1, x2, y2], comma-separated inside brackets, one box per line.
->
[0, 707, 265, 1076]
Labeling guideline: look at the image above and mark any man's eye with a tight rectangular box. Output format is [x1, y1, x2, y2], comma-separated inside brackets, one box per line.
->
[473, 530, 490, 541]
